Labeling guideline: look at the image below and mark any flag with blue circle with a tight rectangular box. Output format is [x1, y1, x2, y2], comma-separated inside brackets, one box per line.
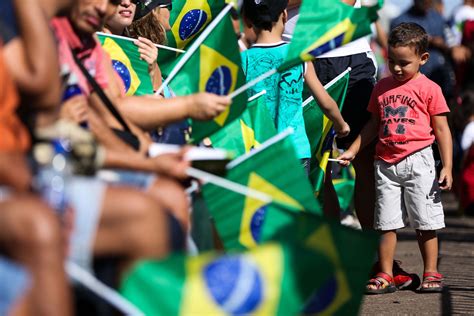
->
[120, 243, 336, 316]
[202, 131, 321, 251]
[158, 0, 225, 76]
[98, 34, 153, 96]
[279, 0, 382, 71]
[168, 14, 247, 143]
[261, 208, 379, 316]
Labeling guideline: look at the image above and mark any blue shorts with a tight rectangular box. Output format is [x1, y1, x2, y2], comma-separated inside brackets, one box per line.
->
[97, 169, 156, 190]
[0, 256, 30, 315]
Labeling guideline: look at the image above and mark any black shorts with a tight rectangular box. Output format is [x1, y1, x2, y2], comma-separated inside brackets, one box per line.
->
[313, 52, 376, 149]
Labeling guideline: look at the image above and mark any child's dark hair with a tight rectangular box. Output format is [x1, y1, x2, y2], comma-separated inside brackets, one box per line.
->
[242, 0, 288, 31]
[388, 22, 428, 55]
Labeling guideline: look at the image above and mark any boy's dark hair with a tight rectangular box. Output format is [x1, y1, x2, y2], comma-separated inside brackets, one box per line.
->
[242, 0, 288, 31]
[388, 22, 428, 55]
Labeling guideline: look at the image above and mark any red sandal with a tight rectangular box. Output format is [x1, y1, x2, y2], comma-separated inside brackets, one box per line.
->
[366, 272, 397, 295]
[420, 272, 444, 293]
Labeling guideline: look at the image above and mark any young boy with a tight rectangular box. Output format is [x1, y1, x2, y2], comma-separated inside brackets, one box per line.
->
[241, 0, 349, 174]
[339, 22, 453, 294]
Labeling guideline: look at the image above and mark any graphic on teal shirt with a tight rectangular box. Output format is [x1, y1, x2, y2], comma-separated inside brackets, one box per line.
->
[241, 43, 310, 159]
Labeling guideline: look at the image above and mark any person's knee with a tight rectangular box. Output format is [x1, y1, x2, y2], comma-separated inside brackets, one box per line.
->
[9, 197, 62, 257]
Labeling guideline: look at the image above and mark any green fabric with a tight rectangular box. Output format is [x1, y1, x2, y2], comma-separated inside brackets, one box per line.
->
[167, 14, 247, 143]
[98, 33, 153, 96]
[261, 208, 379, 316]
[120, 243, 335, 316]
[158, 0, 225, 77]
[303, 71, 350, 196]
[241, 43, 311, 159]
[209, 93, 277, 157]
[280, 0, 382, 71]
[202, 133, 321, 251]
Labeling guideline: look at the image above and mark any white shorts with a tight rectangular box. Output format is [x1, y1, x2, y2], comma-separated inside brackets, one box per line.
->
[374, 146, 445, 231]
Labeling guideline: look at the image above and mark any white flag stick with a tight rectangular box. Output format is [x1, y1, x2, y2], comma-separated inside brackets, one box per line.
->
[327, 158, 346, 163]
[66, 262, 145, 316]
[302, 67, 352, 107]
[186, 167, 272, 204]
[96, 32, 185, 53]
[229, 68, 277, 100]
[247, 89, 267, 102]
[155, 3, 234, 96]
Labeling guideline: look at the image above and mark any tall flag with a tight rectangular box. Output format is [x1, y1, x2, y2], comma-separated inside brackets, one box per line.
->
[303, 69, 350, 195]
[210, 93, 277, 157]
[159, 0, 225, 76]
[279, 0, 382, 70]
[260, 208, 379, 316]
[168, 14, 247, 143]
[202, 131, 321, 250]
[121, 243, 335, 316]
[98, 33, 153, 96]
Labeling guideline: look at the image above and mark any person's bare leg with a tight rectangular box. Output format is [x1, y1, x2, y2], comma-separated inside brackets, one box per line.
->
[417, 230, 440, 289]
[0, 195, 72, 316]
[368, 230, 397, 290]
[323, 162, 342, 219]
[147, 177, 190, 231]
[352, 142, 376, 230]
[93, 187, 170, 272]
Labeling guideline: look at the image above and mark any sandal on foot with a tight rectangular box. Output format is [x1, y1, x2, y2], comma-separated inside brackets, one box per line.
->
[366, 272, 397, 295]
[420, 272, 443, 293]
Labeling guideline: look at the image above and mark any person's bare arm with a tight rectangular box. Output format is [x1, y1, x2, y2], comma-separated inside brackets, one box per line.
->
[338, 113, 379, 166]
[304, 62, 350, 137]
[432, 114, 453, 190]
[0, 153, 32, 191]
[3, 0, 61, 102]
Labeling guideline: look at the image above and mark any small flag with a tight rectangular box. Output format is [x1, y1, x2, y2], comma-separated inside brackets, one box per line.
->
[210, 93, 277, 157]
[98, 33, 153, 96]
[121, 243, 335, 316]
[168, 14, 247, 143]
[303, 69, 350, 195]
[202, 131, 321, 250]
[280, 0, 382, 70]
[260, 208, 379, 316]
[159, 0, 225, 76]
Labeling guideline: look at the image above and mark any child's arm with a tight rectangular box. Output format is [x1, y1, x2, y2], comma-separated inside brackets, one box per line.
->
[304, 62, 350, 138]
[338, 113, 379, 166]
[432, 114, 453, 190]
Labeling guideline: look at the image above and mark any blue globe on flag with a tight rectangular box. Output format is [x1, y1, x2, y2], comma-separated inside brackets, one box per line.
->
[205, 66, 232, 96]
[250, 205, 267, 244]
[204, 256, 264, 314]
[111, 60, 132, 92]
[179, 9, 208, 40]
[303, 275, 338, 313]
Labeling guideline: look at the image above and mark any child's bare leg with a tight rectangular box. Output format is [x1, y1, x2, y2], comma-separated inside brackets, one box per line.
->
[368, 230, 397, 289]
[417, 230, 440, 289]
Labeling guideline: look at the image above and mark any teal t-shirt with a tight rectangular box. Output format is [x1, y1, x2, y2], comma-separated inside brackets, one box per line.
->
[241, 42, 310, 159]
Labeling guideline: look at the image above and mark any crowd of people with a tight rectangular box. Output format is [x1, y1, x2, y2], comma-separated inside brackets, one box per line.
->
[0, 0, 473, 314]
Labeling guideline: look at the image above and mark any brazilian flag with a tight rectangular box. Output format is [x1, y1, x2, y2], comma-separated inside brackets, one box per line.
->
[168, 14, 247, 143]
[97, 33, 153, 96]
[279, 0, 382, 71]
[202, 131, 321, 250]
[210, 93, 277, 157]
[159, 0, 225, 76]
[303, 69, 350, 196]
[259, 208, 379, 316]
[121, 243, 336, 316]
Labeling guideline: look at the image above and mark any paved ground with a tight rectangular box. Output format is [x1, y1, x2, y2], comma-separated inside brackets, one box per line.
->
[359, 193, 474, 315]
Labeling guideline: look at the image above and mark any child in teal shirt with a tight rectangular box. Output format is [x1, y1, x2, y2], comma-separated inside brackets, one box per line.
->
[242, 0, 350, 172]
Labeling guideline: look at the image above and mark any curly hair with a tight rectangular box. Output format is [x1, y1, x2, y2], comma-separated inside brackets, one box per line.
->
[128, 8, 167, 45]
[388, 22, 428, 55]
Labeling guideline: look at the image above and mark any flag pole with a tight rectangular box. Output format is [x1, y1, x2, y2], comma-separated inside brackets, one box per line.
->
[302, 67, 352, 107]
[155, 3, 234, 96]
[96, 32, 186, 53]
[66, 262, 145, 316]
[247, 89, 267, 102]
[229, 69, 277, 100]
[186, 167, 273, 203]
